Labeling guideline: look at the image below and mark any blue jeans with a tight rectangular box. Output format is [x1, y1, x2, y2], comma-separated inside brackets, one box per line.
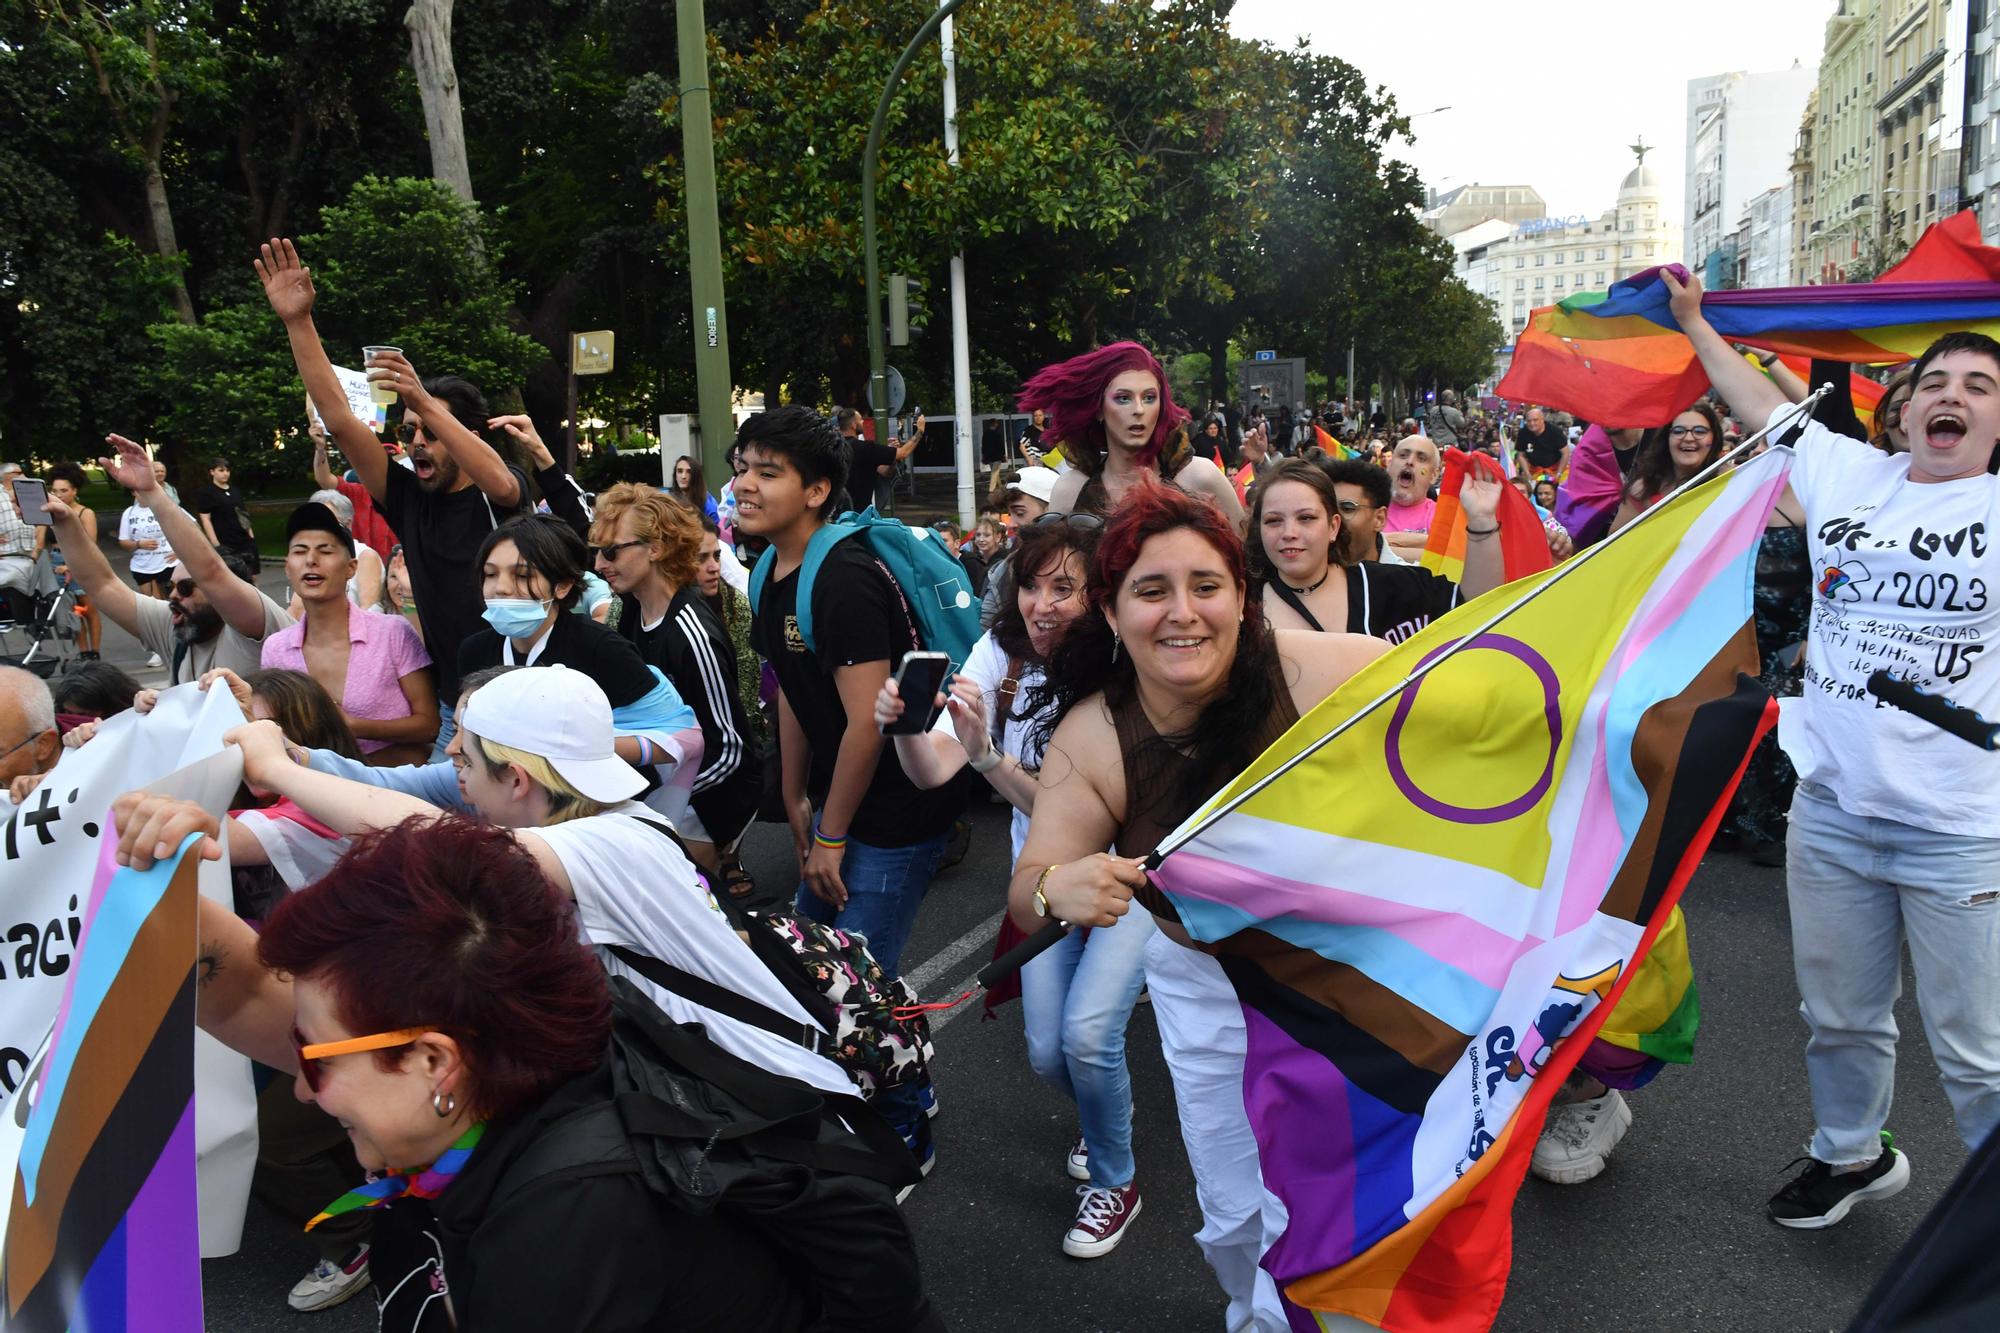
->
[1020, 910, 1154, 1188]
[1788, 782, 2000, 1162]
[794, 830, 946, 977]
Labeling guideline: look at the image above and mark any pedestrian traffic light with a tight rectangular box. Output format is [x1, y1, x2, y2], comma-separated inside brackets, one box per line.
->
[889, 274, 928, 346]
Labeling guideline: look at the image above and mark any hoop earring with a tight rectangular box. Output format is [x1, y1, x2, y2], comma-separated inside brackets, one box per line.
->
[432, 1090, 456, 1119]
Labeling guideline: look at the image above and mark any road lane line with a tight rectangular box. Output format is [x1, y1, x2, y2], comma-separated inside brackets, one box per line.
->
[905, 907, 1004, 995]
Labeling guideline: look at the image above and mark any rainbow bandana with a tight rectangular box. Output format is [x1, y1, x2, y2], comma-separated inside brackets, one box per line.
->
[306, 1122, 487, 1232]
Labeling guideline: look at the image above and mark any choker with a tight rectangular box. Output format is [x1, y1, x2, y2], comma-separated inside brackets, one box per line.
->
[1277, 570, 1330, 596]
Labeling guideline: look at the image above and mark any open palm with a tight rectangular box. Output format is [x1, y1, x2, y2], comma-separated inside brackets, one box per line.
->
[254, 238, 316, 323]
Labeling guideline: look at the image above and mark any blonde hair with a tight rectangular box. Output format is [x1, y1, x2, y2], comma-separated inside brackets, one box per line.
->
[467, 732, 612, 825]
[590, 482, 702, 589]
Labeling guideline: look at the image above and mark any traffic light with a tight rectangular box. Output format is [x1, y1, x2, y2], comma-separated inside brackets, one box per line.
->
[889, 273, 928, 346]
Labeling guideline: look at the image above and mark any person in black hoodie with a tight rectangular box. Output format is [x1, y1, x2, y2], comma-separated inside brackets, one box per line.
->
[110, 800, 942, 1333]
[590, 483, 762, 882]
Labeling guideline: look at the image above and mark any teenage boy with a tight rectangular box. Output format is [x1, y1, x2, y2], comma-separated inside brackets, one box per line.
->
[733, 406, 965, 976]
[1670, 268, 2000, 1229]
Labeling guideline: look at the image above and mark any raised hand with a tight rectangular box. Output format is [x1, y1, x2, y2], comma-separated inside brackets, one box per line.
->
[254, 238, 317, 324]
[489, 414, 554, 468]
[1459, 452, 1506, 527]
[1662, 267, 1705, 330]
[100, 433, 157, 493]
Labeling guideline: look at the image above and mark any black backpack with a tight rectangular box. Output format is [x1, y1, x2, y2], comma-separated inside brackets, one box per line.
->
[493, 977, 941, 1331]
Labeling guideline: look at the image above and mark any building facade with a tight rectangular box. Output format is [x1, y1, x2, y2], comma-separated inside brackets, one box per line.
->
[1791, 89, 1819, 281]
[1876, 0, 1961, 256]
[1809, 0, 1884, 279]
[1419, 184, 1547, 237]
[1685, 64, 1822, 276]
[1965, 0, 2000, 240]
[1744, 182, 1797, 287]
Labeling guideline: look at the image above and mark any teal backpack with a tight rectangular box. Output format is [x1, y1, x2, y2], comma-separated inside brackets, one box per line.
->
[749, 507, 983, 669]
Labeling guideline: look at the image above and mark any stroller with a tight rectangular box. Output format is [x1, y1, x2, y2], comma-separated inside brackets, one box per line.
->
[0, 550, 80, 679]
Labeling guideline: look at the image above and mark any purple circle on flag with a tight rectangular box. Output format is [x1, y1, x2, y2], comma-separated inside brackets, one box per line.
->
[1383, 634, 1562, 824]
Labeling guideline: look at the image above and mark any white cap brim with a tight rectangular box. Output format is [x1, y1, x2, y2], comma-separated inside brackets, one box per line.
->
[552, 751, 648, 804]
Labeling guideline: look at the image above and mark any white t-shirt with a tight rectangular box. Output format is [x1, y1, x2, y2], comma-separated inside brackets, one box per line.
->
[532, 804, 854, 1094]
[930, 630, 1050, 865]
[119, 505, 173, 575]
[1781, 405, 2000, 835]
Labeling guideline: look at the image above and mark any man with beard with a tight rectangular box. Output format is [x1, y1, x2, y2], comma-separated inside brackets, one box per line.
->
[43, 435, 292, 683]
[1381, 433, 1442, 560]
[256, 238, 528, 719]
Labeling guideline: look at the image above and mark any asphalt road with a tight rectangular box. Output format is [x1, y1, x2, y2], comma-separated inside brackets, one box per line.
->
[38, 568, 1961, 1331]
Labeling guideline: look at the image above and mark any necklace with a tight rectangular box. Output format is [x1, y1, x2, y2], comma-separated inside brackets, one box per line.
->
[1277, 569, 1330, 596]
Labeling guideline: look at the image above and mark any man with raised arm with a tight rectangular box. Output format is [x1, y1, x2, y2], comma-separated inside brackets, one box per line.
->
[44, 435, 291, 684]
[256, 238, 527, 714]
[1669, 268, 2000, 1231]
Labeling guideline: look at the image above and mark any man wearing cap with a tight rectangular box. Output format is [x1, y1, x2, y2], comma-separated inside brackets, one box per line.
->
[979, 466, 1059, 628]
[45, 434, 292, 683]
[222, 664, 856, 1099]
[258, 502, 437, 765]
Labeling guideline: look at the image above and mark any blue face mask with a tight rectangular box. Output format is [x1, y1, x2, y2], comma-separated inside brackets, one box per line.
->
[483, 597, 550, 639]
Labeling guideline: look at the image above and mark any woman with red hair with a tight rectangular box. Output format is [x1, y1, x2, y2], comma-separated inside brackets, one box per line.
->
[1021, 341, 1247, 528]
[1009, 478, 1385, 1330]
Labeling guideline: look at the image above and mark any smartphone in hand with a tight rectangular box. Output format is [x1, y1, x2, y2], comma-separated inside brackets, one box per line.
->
[883, 651, 952, 735]
[12, 478, 51, 526]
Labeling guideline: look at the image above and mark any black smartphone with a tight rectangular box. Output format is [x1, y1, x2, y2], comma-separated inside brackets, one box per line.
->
[884, 651, 952, 735]
[12, 477, 50, 526]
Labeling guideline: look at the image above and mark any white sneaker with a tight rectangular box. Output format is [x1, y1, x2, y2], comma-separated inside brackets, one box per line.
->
[287, 1245, 371, 1312]
[1530, 1090, 1632, 1185]
[1066, 1132, 1090, 1182]
[145, 651, 163, 669]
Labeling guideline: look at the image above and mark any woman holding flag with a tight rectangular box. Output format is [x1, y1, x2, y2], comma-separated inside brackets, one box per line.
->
[1010, 479, 1390, 1330]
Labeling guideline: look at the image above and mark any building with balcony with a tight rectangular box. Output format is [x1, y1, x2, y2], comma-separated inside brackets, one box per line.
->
[1809, 0, 1884, 281]
[1960, 0, 2000, 241]
[1876, 0, 1962, 256]
[1792, 88, 1820, 281]
[1685, 64, 1821, 277]
[1744, 182, 1798, 287]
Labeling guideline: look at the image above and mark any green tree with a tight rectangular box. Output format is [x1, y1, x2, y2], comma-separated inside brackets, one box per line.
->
[146, 176, 542, 483]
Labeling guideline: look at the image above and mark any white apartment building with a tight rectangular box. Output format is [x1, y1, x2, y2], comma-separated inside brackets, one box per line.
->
[1686, 64, 1822, 280]
[1743, 182, 1797, 287]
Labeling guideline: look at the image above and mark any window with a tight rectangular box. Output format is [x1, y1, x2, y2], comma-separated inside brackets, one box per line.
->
[1645, 244, 1656, 257]
[1575, 250, 1586, 263]
[1596, 248, 1607, 261]
[1516, 256, 1525, 268]
[1554, 275, 1566, 289]
[1535, 253, 1546, 266]
[1622, 245, 1634, 259]
[1515, 278, 1526, 291]
[1596, 271, 1608, 283]
[1534, 276, 1545, 289]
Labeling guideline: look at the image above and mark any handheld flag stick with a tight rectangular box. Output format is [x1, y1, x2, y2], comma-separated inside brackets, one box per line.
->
[1866, 671, 2000, 749]
[978, 388, 1830, 988]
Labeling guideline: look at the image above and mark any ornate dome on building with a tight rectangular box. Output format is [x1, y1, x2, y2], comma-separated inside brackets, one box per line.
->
[1618, 139, 1660, 204]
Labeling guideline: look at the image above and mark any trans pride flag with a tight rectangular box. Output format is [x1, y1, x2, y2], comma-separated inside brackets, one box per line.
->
[1497, 210, 2000, 426]
[1148, 445, 1790, 1330]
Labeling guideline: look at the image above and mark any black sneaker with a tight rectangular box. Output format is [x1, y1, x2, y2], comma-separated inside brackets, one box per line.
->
[1768, 1131, 1910, 1229]
[937, 818, 972, 873]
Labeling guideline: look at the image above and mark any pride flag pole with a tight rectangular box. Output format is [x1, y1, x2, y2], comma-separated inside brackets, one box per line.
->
[976, 388, 1830, 987]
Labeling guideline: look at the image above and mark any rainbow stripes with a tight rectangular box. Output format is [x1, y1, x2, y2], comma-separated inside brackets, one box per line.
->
[1149, 447, 1789, 1330]
[1497, 210, 2000, 426]
[1, 830, 204, 1330]
[307, 1122, 487, 1232]
[1418, 450, 1552, 587]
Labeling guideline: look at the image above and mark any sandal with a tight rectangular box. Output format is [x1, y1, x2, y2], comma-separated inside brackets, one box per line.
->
[720, 858, 757, 900]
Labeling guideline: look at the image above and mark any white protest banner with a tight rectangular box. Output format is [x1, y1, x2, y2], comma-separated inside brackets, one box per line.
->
[307, 364, 389, 435]
[0, 685, 258, 1256]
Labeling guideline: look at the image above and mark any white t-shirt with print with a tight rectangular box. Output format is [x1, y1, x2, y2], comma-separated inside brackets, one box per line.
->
[1781, 404, 2000, 835]
[930, 630, 1051, 865]
[119, 505, 173, 575]
[532, 803, 854, 1095]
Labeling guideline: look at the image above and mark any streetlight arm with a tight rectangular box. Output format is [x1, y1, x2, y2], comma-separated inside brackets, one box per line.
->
[863, 0, 973, 446]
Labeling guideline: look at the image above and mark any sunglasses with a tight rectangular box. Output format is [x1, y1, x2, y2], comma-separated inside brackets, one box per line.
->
[1031, 512, 1106, 532]
[172, 578, 196, 597]
[590, 539, 649, 561]
[291, 1025, 432, 1093]
[396, 421, 424, 445]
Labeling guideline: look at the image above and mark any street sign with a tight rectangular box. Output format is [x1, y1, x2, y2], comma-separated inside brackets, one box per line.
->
[572, 330, 615, 376]
[1254, 349, 1276, 362]
[867, 365, 907, 417]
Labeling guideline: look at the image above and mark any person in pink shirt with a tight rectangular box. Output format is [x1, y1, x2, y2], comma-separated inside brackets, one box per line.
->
[260, 501, 438, 765]
[1381, 433, 1441, 560]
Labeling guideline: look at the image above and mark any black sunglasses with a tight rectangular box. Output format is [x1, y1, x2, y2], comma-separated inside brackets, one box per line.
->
[590, 539, 649, 561]
[1031, 512, 1106, 532]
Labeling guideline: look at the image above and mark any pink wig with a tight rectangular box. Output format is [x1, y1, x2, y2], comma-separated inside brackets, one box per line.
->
[1017, 341, 1190, 473]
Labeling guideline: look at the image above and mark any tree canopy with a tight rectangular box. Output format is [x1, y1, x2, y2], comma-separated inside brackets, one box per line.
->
[0, 0, 1496, 472]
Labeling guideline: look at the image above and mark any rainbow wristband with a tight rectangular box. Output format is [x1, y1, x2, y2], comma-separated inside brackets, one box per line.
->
[812, 818, 848, 851]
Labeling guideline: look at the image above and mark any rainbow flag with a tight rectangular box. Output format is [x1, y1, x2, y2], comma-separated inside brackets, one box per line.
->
[1418, 450, 1552, 587]
[1497, 210, 2000, 426]
[1315, 423, 1360, 460]
[1146, 444, 1789, 1330]
[0, 829, 203, 1329]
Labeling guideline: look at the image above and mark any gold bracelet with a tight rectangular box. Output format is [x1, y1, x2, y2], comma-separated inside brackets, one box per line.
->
[1033, 863, 1062, 918]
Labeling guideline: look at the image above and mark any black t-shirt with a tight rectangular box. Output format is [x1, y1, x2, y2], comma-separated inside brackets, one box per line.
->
[368, 1065, 809, 1333]
[750, 539, 964, 846]
[1274, 563, 1460, 645]
[1515, 422, 1567, 468]
[618, 586, 763, 841]
[841, 438, 898, 514]
[378, 464, 530, 698]
[195, 483, 253, 551]
[459, 607, 658, 709]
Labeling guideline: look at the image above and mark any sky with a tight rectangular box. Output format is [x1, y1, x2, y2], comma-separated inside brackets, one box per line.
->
[1230, 0, 1835, 227]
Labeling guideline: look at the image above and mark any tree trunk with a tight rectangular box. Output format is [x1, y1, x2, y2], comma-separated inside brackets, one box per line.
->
[143, 154, 196, 325]
[764, 365, 783, 409]
[1208, 323, 1230, 410]
[405, 0, 475, 204]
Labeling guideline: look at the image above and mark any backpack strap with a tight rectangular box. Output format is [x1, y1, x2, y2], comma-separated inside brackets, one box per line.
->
[790, 521, 859, 656]
[992, 655, 1025, 752]
[603, 942, 835, 1061]
[489, 1102, 640, 1215]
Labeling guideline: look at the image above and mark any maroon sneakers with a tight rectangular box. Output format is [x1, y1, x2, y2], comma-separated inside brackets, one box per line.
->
[1061, 1182, 1142, 1258]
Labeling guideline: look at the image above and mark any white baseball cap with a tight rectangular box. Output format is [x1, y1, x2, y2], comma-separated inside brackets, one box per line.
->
[459, 665, 645, 804]
[1009, 466, 1060, 504]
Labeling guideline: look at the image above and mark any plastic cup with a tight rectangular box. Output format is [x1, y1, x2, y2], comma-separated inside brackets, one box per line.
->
[363, 345, 402, 406]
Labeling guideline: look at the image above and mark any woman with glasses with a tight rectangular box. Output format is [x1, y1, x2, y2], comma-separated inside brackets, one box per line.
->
[874, 513, 1155, 1259]
[1252, 459, 1505, 644]
[107, 786, 940, 1332]
[1608, 400, 1729, 534]
[1023, 341, 1247, 530]
[589, 484, 762, 883]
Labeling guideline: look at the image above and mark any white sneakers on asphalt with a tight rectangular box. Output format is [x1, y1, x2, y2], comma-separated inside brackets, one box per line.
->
[1530, 1090, 1632, 1185]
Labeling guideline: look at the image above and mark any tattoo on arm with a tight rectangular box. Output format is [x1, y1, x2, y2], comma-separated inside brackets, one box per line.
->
[197, 942, 226, 989]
